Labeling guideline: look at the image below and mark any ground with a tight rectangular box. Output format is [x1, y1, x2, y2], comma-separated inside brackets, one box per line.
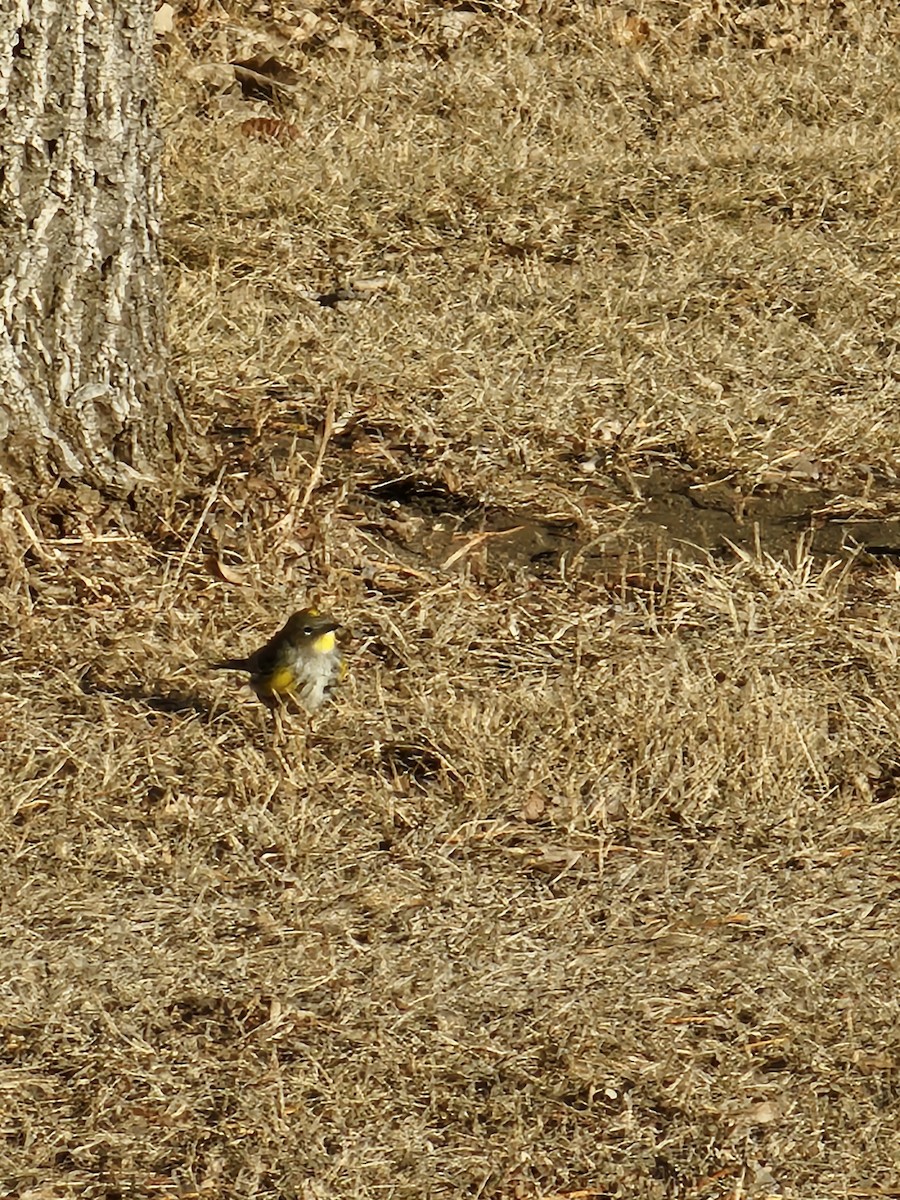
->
[4, 2, 900, 1197]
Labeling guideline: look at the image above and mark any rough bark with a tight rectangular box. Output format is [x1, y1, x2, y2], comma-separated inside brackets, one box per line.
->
[0, 0, 169, 498]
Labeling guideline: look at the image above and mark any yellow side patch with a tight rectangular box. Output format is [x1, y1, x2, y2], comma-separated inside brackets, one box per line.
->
[312, 630, 336, 654]
[267, 666, 297, 694]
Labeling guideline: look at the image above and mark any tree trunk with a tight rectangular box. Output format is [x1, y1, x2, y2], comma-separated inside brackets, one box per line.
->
[0, 0, 169, 499]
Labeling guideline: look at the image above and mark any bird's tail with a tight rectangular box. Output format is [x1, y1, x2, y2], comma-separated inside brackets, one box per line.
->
[211, 658, 251, 672]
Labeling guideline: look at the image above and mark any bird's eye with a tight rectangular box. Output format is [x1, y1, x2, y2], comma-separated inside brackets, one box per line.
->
[303, 626, 314, 636]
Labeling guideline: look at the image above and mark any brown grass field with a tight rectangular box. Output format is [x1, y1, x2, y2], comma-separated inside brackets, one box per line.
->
[5, 2, 900, 1197]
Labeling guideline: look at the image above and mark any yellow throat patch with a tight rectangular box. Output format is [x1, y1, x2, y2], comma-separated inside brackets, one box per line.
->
[311, 629, 337, 654]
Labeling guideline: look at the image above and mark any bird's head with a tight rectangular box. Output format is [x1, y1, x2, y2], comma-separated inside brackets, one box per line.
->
[285, 607, 340, 651]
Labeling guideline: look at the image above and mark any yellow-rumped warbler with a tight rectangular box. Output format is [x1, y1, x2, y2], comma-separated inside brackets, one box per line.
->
[212, 607, 345, 712]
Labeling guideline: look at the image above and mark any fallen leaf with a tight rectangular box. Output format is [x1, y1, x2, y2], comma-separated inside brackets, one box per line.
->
[439, 11, 481, 43]
[328, 24, 373, 54]
[439, 466, 462, 494]
[232, 55, 300, 102]
[520, 793, 546, 822]
[526, 847, 584, 875]
[153, 3, 174, 35]
[240, 117, 301, 144]
[609, 7, 653, 47]
[351, 275, 394, 293]
[745, 1100, 779, 1124]
[205, 555, 247, 585]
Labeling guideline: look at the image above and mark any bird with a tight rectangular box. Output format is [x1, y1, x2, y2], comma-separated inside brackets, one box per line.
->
[212, 607, 345, 713]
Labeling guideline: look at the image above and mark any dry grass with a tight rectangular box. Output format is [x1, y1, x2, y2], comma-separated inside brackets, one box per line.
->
[5, 2, 900, 1197]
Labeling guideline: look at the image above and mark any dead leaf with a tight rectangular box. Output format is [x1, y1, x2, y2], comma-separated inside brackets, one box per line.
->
[351, 275, 394, 293]
[240, 117, 301, 144]
[624, 13, 651, 45]
[744, 1100, 779, 1125]
[855, 1052, 896, 1073]
[153, 3, 174, 35]
[184, 62, 236, 91]
[438, 466, 462, 494]
[609, 7, 653, 47]
[520, 793, 546, 822]
[295, 10, 322, 43]
[439, 11, 481, 43]
[232, 55, 300, 102]
[590, 416, 625, 444]
[205, 555, 247, 585]
[526, 847, 584, 875]
[328, 24, 373, 54]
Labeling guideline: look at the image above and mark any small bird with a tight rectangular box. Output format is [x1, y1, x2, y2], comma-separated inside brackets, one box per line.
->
[212, 607, 345, 712]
